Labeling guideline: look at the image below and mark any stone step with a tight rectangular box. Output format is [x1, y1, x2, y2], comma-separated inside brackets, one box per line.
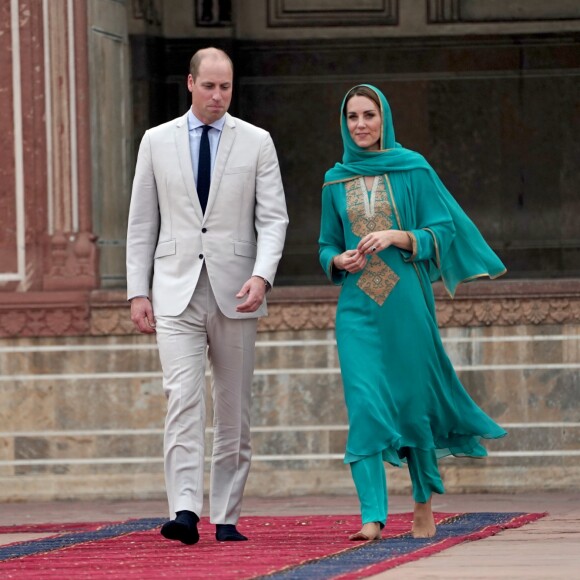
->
[0, 374, 349, 431]
[0, 336, 161, 376]
[487, 423, 580, 451]
[0, 339, 339, 374]
[0, 429, 343, 471]
[1, 421, 578, 500]
[1, 332, 578, 374]
[1, 367, 578, 431]
[1, 328, 578, 500]
[2, 452, 577, 501]
[2, 424, 579, 469]
[4, 454, 578, 483]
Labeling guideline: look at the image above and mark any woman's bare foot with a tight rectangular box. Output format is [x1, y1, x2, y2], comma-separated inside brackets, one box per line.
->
[412, 497, 436, 538]
[349, 521, 382, 541]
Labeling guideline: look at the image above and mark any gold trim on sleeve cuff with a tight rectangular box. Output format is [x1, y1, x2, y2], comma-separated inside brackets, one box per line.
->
[407, 231, 418, 260]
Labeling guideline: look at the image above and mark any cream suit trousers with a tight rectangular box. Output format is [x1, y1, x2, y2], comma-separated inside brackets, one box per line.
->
[155, 265, 258, 524]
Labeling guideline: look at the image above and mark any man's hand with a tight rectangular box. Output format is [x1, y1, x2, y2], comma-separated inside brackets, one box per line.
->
[130, 297, 156, 334]
[235, 276, 267, 313]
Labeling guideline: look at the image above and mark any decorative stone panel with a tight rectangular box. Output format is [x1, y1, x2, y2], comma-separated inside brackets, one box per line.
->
[267, 0, 398, 27]
[2, 280, 578, 337]
[131, 0, 162, 25]
[88, 0, 132, 288]
[260, 280, 580, 331]
[0, 0, 98, 295]
[428, 0, 580, 24]
[0, 292, 90, 337]
[83, 279, 580, 336]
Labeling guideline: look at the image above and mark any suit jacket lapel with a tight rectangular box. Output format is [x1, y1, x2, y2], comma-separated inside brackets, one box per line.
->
[175, 112, 204, 219]
[203, 113, 236, 219]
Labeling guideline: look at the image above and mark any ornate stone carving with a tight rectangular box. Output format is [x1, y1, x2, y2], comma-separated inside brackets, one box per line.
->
[195, 0, 231, 27]
[257, 304, 337, 332]
[43, 231, 99, 291]
[550, 299, 573, 324]
[90, 307, 136, 336]
[262, 294, 580, 332]
[435, 301, 453, 326]
[132, 0, 162, 25]
[267, 0, 398, 28]
[427, 0, 580, 23]
[428, 0, 460, 23]
[473, 301, 502, 326]
[522, 300, 551, 325]
[0, 311, 27, 336]
[0, 305, 88, 337]
[499, 299, 522, 325]
[2, 281, 580, 337]
[86, 285, 580, 335]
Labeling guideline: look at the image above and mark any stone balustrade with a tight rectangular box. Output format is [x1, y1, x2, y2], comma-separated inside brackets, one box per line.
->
[0, 280, 578, 501]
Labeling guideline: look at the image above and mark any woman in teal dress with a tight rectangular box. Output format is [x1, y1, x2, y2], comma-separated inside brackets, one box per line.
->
[318, 85, 507, 541]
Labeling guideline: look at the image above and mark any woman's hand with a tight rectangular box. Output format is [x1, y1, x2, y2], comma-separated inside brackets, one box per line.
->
[357, 230, 412, 255]
[333, 249, 367, 273]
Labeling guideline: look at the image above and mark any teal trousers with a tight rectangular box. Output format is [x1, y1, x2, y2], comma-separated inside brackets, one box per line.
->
[350, 448, 445, 526]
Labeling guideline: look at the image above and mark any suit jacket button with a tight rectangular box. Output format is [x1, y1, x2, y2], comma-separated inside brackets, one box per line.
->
[201, 228, 207, 233]
[199, 254, 204, 259]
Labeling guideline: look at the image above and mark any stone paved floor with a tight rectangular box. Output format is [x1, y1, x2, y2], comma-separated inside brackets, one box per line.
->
[1, 492, 578, 579]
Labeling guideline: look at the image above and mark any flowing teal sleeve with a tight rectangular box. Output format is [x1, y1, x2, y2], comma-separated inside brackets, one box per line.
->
[318, 184, 347, 285]
[396, 168, 506, 297]
[431, 168, 506, 296]
[399, 171, 456, 274]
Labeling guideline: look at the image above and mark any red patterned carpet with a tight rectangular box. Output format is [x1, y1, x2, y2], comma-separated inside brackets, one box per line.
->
[0, 512, 545, 579]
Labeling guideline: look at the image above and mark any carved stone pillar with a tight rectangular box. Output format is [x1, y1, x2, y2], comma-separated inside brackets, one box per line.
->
[88, 0, 132, 288]
[41, 0, 98, 291]
[0, 0, 97, 337]
[0, 0, 26, 293]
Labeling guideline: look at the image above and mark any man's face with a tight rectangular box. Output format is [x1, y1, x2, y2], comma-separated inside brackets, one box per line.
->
[188, 58, 233, 124]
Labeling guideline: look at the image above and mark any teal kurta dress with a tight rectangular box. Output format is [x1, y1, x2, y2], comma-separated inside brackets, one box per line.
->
[319, 171, 507, 467]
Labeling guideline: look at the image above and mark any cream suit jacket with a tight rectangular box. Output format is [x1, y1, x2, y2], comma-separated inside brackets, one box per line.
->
[126, 111, 289, 318]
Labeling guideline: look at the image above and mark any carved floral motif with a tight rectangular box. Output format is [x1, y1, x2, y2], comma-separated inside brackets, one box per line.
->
[0, 311, 27, 335]
[1, 291, 579, 338]
[549, 299, 572, 324]
[435, 301, 453, 326]
[474, 301, 502, 326]
[452, 301, 475, 326]
[90, 308, 136, 336]
[0, 307, 89, 337]
[43, 231, 99, 291]
[85, 295, 580, 335]
[500, 299, 522, 325]
[523, 300, 550, 325]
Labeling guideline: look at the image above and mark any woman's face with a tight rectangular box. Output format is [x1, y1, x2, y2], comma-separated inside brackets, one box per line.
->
[346, 95, 382, 150]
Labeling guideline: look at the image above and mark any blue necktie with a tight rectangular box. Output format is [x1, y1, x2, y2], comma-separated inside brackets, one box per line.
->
[197, 125, 211, 213]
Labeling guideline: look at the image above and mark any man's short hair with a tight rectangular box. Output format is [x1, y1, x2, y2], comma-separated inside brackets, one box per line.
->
[189, 47, 234, 80]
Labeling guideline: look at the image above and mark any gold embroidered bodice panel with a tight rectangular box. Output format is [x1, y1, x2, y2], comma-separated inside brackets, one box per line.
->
[346, 176, 393, 238]
[345, 176, 399, 306]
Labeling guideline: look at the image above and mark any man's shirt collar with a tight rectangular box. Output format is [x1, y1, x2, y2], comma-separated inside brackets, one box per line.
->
[187, 109, 226, 132]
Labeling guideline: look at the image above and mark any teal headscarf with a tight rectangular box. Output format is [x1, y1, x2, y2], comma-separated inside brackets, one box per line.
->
[324, 84, 506, 296]
[324, 84, 431, 182]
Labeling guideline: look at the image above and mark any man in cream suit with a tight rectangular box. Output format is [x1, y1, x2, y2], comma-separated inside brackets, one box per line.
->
[126, 47, 288, 545]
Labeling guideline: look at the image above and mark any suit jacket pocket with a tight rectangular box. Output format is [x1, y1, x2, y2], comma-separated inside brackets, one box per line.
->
[234, 241, 257, 259]
[154, 239, 176, 259]
[224, 165, 252, 175]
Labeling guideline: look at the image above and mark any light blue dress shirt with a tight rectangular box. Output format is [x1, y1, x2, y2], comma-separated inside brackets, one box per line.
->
[187, 109, 226, 183]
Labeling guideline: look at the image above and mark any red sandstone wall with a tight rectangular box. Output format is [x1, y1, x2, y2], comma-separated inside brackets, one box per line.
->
[0, 0, 98, 336]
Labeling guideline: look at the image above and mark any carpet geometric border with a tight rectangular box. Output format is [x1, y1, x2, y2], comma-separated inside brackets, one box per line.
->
[0, 512, 546, 579]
